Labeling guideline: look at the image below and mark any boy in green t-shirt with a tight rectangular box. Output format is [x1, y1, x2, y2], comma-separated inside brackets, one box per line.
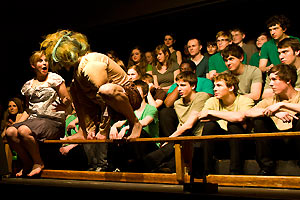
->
[208, 31, 247, 80]
[259, 15, 300, 73]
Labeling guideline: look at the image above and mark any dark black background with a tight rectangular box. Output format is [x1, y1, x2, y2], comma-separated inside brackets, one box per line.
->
[0, 0, 298, 106]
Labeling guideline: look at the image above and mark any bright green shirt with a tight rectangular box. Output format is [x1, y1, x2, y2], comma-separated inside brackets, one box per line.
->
[260, 36, 300, 65]
[134, 104, 159, 139]
[65, 114, 79, 136]
[209, 52, 247, 73]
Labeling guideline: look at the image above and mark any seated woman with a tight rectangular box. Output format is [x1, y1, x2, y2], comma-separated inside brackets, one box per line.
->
[152, 44, 180, 92]
[5, 51, 71, 177]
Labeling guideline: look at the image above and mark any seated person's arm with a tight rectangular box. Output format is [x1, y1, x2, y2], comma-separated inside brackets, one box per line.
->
[164, 86, 179, 107]
[199, 110, 245, 123]
[169, 110, 199, 138]
[139, 116, 154, 127]
[244, 107, 265, 118]
[244, 82, 262, 101]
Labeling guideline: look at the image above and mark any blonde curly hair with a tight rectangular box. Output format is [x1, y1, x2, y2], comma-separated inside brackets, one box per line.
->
[40, 30, 90, 71]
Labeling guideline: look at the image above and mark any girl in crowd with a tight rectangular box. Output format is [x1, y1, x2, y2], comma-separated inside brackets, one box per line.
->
[164, 33, 182, 65]
[1, 97, 25, 173]
[5, 51, 71, 177]
[152, 44, 180, 91]
[1, 98, 24, 137]
[128, 46, 152, 75]
[127, 65, 142, 81]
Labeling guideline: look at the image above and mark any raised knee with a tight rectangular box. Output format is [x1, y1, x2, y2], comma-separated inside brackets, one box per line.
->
[5, 127, 18, 138]
[98, 83, 122, 97]
[18, 126, 32, 137]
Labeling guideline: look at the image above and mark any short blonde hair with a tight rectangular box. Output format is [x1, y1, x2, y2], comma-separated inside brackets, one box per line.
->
[41, 30, 90, 71]
[29, 51, 44, 66]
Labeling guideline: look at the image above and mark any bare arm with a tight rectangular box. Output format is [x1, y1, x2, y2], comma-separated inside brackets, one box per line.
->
[244, 107, 265, 118]
[243, 82, 262, 101]
[259, 58, 269, 72]
[203, 110, 245, 123]
[176, 51, 182, 65]
[56, 81, 72, 111]
[153, 75, 159, 88]
[169, 111, 199, 138]
[173, 69, 180, 83]
[164, 85, 179, 107]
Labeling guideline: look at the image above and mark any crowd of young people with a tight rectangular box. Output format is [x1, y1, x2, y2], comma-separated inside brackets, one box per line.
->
[1, 14, 300, 177]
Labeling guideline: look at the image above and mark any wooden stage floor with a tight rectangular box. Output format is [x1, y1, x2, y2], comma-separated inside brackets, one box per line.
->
[1, 177, 300, 200]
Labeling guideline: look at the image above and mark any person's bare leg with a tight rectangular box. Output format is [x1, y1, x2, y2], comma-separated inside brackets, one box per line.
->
[98, 83, 142, 139]
[18, 125, 44, 176]
[5, 127, 32, 176]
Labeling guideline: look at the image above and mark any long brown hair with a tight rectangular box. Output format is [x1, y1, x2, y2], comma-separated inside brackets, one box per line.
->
[155, 44, 172, 70]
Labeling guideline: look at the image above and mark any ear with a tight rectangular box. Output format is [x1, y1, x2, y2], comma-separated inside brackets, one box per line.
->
[295, 50, 300, 56]
[192, 84, 196, 90]
[229, 85, 234, 92]
[240, 55, 244, 62]
[31, 65, 36, 69]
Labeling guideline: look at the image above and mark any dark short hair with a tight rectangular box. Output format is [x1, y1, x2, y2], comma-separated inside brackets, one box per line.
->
[266, 14, 290, 30]
[133, 80, 149, 97]
[175, 71, 198, 88]
[179, 60, 197, 72]
[268, 63, 297, 87]
[221, 44, 244, 60]
[278, 38, 300, 52]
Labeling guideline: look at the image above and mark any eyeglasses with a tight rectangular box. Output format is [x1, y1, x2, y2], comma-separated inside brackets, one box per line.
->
[216, 38, 229, 43]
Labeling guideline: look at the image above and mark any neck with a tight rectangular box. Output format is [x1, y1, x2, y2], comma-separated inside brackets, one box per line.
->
[238, 41, 244, 47]
[278, 87, 297, 101]
[183, 91, 196, 104]
[293, 57, 300, 69]
[191, 52, 203, 61]
[232, 63, 245, 75]
[36, 73, 48, 82]
[137, 99, 147, 111]
[221, 93, 236, 106]
[276, 34, 288, 44]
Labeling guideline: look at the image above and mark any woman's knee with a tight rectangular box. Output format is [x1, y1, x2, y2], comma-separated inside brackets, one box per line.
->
[5, 127, 18, 138]
[17, 125, 32, 138]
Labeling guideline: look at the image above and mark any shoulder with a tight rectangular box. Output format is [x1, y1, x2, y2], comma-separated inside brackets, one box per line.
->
[209, 52, 221, 60]
[203, 97, 219, 110]
[262, 39, 276, 49]
[194, 92, 211, 100]
[87, 52, 109, 63]
[145, 103, 158, 112]
[235, 95, 255, 109]
[245, 64, 262, 74]
[21, 79, 33, 95]
[48, 72, 64, 87]
[237, 94, 254, 103]
[197, 77, 213, 85]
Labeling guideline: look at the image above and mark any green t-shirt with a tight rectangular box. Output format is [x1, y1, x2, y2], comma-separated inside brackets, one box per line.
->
[249, 52, 271, 67]
[209, 52, 247, 73]
[260, 36, 300, 65]
[134, 104, 159, 139]
[65, 114, 79, 136]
